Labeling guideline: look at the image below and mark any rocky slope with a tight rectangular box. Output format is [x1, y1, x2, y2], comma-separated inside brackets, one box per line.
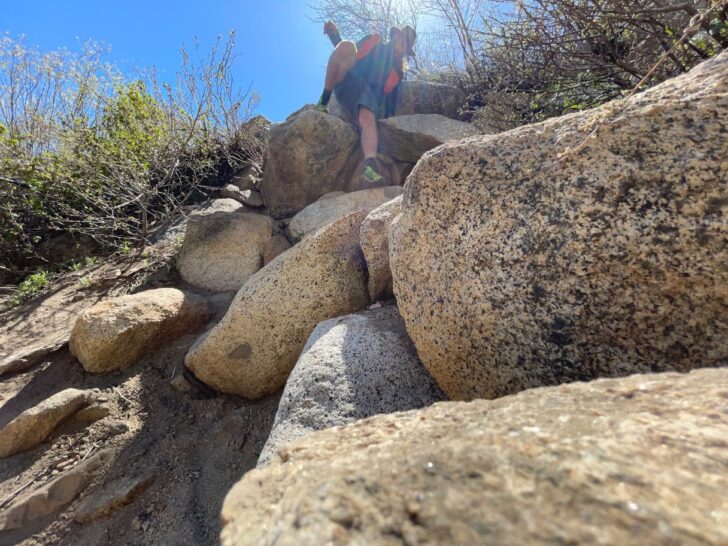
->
[0, 60, 725, 546]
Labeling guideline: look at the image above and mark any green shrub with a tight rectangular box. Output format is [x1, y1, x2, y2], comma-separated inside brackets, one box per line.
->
[15, 270, 50, 303]
[0, 32, 261, 285]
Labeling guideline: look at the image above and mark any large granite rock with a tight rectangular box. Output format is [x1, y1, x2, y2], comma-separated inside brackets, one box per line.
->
[390, 52, 728, 400]
[260, 109, 362, 218]
[395, 80, 467, 120]
[177, 199, 274, 292]
[378, 114, 479, 163]
[222, 368, 728, 546]
[0, 389, 95, 458]
[360, 195, 402, 301]
[70, 288, 211, 373]
[330, 81, 467, 122]
[258, 306, 446, 465]
[288, 186, 403, 241]
[184, 212, 370, 398]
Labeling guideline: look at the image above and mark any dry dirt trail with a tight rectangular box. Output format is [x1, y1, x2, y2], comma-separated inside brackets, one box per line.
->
[0, 234, 281, 546]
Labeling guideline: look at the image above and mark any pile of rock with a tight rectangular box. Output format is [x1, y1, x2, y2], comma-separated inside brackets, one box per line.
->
[7, 52, 726, 544]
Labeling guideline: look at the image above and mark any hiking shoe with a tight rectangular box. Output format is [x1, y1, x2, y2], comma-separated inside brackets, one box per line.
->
[362, 161, 384, 184]
[316, 102, 329, 114]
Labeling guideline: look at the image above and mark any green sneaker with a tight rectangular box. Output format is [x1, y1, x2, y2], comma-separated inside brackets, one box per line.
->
[362, 162, 384, 184]
[316, 102, 329, 114]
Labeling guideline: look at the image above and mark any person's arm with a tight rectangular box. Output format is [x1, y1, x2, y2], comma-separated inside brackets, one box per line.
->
[384, 84, 399, 118]
[383, 67, 403, 117]
[324, 21, 342, 46]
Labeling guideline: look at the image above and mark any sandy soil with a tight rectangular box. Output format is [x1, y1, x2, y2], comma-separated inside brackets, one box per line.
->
[0, 231, 282, 545]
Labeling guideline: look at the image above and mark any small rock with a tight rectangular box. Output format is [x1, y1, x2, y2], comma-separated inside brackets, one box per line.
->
[231, 164, 261, 191]
[69, 288, 212, 373]
[75, 404, 111, 422]
[395, 80, 467, 120]
[0, 449, 114, 531]
[240, 189, 264, 208]
[379, 114, 480, 163]
[219, 184, 249, 203]
[0, 343, 64, 377]
[170, 374, 193, 393]
[0, 388, 94, 458]
[104, 420, 129, 437]
[176, 199, 274, 292]
[75, 474, 155, 523]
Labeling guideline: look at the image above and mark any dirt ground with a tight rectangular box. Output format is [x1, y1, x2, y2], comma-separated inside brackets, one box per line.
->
[0, 338, 281, 545]
[0, 229, 283, 545]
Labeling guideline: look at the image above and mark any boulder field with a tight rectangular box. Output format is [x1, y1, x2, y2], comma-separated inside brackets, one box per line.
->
[4, 54, 726, 546]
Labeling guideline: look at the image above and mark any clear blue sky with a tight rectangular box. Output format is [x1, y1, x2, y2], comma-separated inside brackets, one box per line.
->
[2, 0, 334, 121]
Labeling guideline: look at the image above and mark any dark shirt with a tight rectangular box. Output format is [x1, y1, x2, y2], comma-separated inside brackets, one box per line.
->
[329, 32, 402, 117]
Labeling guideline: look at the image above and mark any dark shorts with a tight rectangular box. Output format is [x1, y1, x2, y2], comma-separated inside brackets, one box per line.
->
[334, 71, 382, 124]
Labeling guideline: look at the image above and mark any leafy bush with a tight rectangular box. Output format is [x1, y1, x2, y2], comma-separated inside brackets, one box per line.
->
[15, 270, 50, 303]
[0, 32, 262, 284]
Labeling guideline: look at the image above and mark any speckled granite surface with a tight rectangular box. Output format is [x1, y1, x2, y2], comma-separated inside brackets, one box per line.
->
[222, 368, 728, 546]
[389, 52, 728, 400]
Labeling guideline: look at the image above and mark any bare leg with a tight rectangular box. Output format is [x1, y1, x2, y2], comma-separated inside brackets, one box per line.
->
[358, 106, 378, 159]
[324, 41, 356, 91]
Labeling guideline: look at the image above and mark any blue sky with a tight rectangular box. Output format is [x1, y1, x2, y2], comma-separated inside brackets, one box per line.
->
[2, 0, 335, 121]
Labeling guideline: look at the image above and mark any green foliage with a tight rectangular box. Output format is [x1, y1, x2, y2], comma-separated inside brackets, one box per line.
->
[15, 270, 50, 303]
[0, 32, 261, 286]
[71, 256, 98, 271]
[98, 81, 169, 168]
[119, 241, 134, 255]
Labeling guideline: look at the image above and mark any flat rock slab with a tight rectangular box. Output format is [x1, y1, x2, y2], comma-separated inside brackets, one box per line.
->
[0, 388, 95, 458]
[0, 449, 114, 531]
[0, 343, 65, 377]
[288, 186, 403, 241]
[390, 51, 728, 400]
[222, 368, 728, 546]
[74, 474, 155, 523]
[379, 114, 479, 163]
[258, 306, 446, 465]
[185, 212, 370, 399]
[176, 199, 274, 292]
[70, 288, 211, 373]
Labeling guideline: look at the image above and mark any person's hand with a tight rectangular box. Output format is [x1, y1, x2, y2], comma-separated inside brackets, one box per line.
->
[323, 21, 338, 36]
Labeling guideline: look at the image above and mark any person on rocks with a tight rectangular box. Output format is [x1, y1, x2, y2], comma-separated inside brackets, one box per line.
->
[317, 21, 416, 184]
